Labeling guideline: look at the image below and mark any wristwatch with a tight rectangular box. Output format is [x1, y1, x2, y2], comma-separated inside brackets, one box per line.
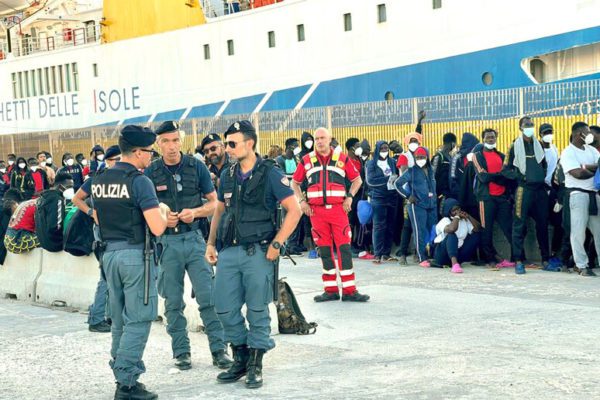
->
[271, 241, 282, 250]
[346, 192, 354, 199]
[87, 208, 94, 217]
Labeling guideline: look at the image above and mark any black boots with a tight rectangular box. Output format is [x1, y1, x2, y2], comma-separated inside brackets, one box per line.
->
[342, 291, 370, 302]
[313, 291, 340, 302]
[245, 348, 265, 389]
[114, 382, 158, 400]
[212, 349, 234, 369]
[174, 353, 191, 370]
[217, 344, 249, 383]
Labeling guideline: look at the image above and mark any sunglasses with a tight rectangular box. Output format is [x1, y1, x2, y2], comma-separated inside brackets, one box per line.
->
[107, 157, 121, 162]
[137, 148, 154, 154]
[203, 145, 219, 155]
[225, 140, 248, 149]
[173, 174, 183, 192]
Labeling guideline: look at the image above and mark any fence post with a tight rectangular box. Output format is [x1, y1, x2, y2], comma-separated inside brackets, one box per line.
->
[518, 87, 524, 117]
[191, 118, 198, 149]
[252, 113, 260, 154]
[10, 134, 15, 154]
[326, 106, 332, 131]
[412, 98, 418, 124]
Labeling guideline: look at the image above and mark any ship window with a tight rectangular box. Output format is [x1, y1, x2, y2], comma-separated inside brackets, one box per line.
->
[433, 0, 442, 9]
[37, 69, 43, 95]
[344, 13, 352, 32]
[529, 59, 545, 83]
[31, 69, 36, 97]
[58, 65, 64, 93]
[44, 67, 50, 94]
[385, 91, 394, 102]
[297, 24, 305, 42]
[24, 71, 30, 97]
[11, 73, 17, 99]
[227, 39, 234, 56]
[268, 31, 276, 48]
[18, 72, 23, 98]
[482, 72, 493, 86]
[72, 63, 79, 91]
[204, 44, 210, 60]
[378, 4, 387, 23]
[50, 66, 57, 94]
[65, 64, 71, 92]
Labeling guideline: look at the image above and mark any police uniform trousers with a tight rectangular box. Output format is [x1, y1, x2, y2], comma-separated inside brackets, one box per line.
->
[157, 229, 225, 357]
[512, 185, 550, 262]
[310, 204, 357, 295]
[103, 247, 157, 387]
[214, 244, 275, 351]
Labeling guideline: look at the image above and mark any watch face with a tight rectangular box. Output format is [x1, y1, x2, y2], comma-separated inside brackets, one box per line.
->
[272, 241, 281, 249]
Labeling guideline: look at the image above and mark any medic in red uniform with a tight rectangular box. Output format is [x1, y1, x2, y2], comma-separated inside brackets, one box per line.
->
[292, 127, 370, 303]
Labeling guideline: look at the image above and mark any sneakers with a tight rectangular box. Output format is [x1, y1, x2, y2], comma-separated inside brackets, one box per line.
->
[575, 266, 597, 276]
[419, 260, 431, 268]
[515, 263, 526, 275]
[542, 260, 562, 272]
[341, 291, 370, 302]
[496, 259, 515, 268]
[114, 382, 157, 400]
[372, 256, 382, 265]
[314, 291, 340, 302]
[451, 263, 463, 273]
[308, 249, 318, 259]
[174, 353, 191, 370]
[398, 255, 408, 265]
[358, 251, 375, 260]
[89, 320, 111, 333]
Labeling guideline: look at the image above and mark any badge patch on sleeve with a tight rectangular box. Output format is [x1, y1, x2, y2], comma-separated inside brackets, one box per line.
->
[281, 177, 290, 186]
[156, 185, 168, 192]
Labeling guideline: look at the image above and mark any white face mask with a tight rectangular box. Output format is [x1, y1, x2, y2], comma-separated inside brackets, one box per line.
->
[304, 140, 313, 150]
[66, 159, 74, 167]
[585, 134, 594, 145]
[8, 160, 14, 166]
[81, 159, 88, 166]
[0, 168, 6, 174]
[97, 154, 105, 161]
[379, 151, 389, 159]
[542, 134, 553, 143]
[354, 147, 363, 157]
[408, 143, 419, 153]
[30, 166, 38, 172]
[416, 159, 427, 168]
[466, 153, 474, 162]
[62, 188, 75, 200]
[334, 145, 342, 153]
[484, 143, 496, 150]
[46, 158, 52, 164]
[40, 161, 46, 167]
[523, 127, 535, 138]
[18, 163, 26, 169]
[361, 155, 368, 161]
[292, 147, 301, 156]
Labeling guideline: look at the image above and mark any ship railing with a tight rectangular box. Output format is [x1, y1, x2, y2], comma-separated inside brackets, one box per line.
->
[8, 24, 101, 58]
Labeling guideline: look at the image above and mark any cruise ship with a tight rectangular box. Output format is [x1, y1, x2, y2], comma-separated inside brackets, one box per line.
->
[0, 0, 599, 135]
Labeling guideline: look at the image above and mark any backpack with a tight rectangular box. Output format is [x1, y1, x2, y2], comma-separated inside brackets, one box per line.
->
[63, 208, 94, 256]
[34, 189, 65, 252]
[276, 279, 317, 335]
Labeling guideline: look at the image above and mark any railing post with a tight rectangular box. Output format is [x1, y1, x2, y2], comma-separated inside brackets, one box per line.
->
[252, 113, 260, 154]
[191, 118, 198, 149]
[518, 87, 524, 117]
[326, 106, 332, 131]
[412, 98, 418, 124]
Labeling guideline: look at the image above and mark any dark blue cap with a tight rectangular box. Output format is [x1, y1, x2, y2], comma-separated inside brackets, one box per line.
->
[91, 144, 104, 153]
[224, 120, 255, 138]
[105, 145, 121, 159]
[200, 133, 222, 150]
[120, 125, 156, 147]
[539, 123, 553, 134]
[155, 121, 180, 135]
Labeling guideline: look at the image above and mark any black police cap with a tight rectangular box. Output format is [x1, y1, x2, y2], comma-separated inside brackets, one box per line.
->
[155, 121, 180, 135]
[539, 123, 553, 134]
[200, 133, 222, 150]
[120, 125, 156, 147]
[224, 120, 256, 138]
[105, 145, 121, 159]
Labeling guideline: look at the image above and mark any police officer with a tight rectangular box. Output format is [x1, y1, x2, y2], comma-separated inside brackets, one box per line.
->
[145, 121, 233, 370]
[205, 120, 301, 389]
[201, 133, 230, 189]
[92, 125, 169, 400]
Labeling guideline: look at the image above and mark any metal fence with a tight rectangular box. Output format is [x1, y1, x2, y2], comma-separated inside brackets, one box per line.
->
[2, 78, 600, 160]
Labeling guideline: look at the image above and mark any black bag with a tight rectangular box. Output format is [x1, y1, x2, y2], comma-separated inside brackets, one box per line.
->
[276, 279, 317, 335]
[63, 209, 94, 256]
[34, 190, 65, 252]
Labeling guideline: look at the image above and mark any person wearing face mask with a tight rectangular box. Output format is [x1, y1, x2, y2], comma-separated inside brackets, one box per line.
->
[352, 139, 375, 259]
[4, 187, 40, 254]
[201, 134, 230, 189]
[6, 154, 17, 176]
[394, 146, 437, 267]
[26, 157, 49, 199]
[36, 151, 55, 185]
[502, 116, 549, 274]
[0, 189, 22, 265]
[346, 138, 371, 258]
[0, 161, 9, 198]
[299, 131, 314, 158]
[75, 153, 89, 178]
[89, 144, 106, 178]
[58, 152, 84, 192]
[449, 132, 480, 200]
[10, 157, 32, 199]
[472, 129, 515, 269]
[558, 122, 600, 277]
[431, 132, 457, 216]
[44, 152, 57, 172]
[366, 141, 399, 263]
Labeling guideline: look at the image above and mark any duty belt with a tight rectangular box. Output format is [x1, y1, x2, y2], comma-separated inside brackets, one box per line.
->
[105, 241, 145, 252]
[165, 219, 202, 235]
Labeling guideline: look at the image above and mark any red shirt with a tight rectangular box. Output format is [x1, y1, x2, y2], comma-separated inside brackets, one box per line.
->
[347, 156, 362, 174]
[482, 150, 505, 196]
[9, 200, 37, 232]
[293, 150, 360, 184]
[31, 170, 44, 193]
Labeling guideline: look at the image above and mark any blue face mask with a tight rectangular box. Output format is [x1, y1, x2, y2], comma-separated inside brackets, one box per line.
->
[284, 159, 297, 174]
[523, 127, 535, 138]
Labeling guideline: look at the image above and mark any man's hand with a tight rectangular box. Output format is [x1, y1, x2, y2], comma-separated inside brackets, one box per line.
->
[300, 201, 313, 216]
[418, 110, 426, 121]
[210, 172, 217, 181]
[92, 210, 98, 225]
[266, 244, 280, 261]
[167, 212, 179, 228]
[205, 244, 218, 265]
[343, 197, 353, 213]
[178, 208, 195, 224]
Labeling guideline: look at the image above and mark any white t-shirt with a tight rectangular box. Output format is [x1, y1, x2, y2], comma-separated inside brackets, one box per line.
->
[544, 145, 559, 186]
[560, 144, 600, 190]
[434, 217, 474, 248]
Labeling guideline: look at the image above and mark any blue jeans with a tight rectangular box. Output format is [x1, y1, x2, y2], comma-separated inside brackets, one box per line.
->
[434, 232, 481, 265]
[372, 202, 397, 257]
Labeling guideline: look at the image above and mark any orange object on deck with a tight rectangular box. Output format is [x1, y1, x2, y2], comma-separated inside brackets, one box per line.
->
[251, 0, 283, 9]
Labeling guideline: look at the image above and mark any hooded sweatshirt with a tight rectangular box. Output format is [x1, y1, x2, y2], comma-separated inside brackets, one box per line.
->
[449, 132, 479, 198]
[299, 131, 315, 158]
[394, 147, 437, 210]
[366, 141, 399, 204]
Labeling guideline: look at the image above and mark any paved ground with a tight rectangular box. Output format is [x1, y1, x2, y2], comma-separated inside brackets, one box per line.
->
[1, 257, 600, 400]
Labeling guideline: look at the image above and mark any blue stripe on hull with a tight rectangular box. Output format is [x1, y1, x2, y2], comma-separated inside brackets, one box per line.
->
[187, 102, 224, 118]
[222, 93, 265, 115]
[262, 84, 311, 111]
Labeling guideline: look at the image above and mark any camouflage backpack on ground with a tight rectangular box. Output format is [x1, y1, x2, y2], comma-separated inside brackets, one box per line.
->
[276, 279, 317, 335]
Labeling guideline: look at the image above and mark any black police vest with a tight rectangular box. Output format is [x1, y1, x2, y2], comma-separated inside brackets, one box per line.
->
[218, 159, 277, 245]
[146, 155, 203, 213]
[91, 168, 145, 244]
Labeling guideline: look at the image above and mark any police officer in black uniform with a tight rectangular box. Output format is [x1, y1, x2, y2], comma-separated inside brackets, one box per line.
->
[92, 125, 169, 400]
[205, 120, 302, 389]
[145, 121, 232, 370]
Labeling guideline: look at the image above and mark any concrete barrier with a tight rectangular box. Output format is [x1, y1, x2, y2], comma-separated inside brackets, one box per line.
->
[0, 248, 43, 301]
[35, 252, 99, 310]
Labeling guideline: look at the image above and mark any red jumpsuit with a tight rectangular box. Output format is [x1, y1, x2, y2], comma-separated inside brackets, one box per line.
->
[293, 148, 361, 295]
